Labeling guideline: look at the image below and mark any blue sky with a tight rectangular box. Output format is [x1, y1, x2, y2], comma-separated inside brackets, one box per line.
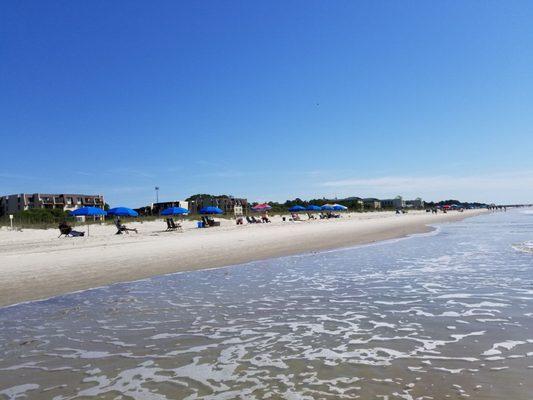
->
[1, 1, 533, 207]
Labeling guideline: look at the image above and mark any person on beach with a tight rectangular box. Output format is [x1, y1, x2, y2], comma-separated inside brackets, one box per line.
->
[261, 211, 271, 223]
[115, 218, 138, 234]
[58, 221, 84, 237]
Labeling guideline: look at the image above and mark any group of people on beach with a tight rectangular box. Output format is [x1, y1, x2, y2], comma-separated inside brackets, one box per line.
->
[58, 217, 138, 237]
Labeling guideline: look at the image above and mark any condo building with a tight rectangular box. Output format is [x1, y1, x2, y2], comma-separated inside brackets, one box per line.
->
[0, 193, 105, 216]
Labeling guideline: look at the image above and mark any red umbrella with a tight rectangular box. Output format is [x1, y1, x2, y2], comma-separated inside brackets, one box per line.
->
[252, 203, 272, 211]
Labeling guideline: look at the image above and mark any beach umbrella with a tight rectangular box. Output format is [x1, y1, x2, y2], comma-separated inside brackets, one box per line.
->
[332, 204, 348, 211]
[161, 207, 189, 216]
[199, 206, 223, 215]
[321, 205, 336, 211]
[252, 203, 272, 212]
[69, 207, 107, 236]
[289, 205, 306, 212]
[306, 205, 322, 211]
[107, 207, 139, 217]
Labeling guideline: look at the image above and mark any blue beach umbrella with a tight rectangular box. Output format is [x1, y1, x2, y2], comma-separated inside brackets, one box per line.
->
[306, 205, 322, 211]
[161, 207, 189, 216]
[333, 204, 348, 211]
[289, 205, 306, 212]
[70, 207, 107, 217]
[321, 205, 336, 211]
[199, 206, 223, 215]
[69, 207, 107, 236]
[107, 207, 139, 217]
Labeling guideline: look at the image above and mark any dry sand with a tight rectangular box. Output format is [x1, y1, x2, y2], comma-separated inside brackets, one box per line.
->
[0, 209, 486, 307]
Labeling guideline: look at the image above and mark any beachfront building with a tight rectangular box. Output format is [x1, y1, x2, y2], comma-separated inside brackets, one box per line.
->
[187, 194, 248, 214]
[380, 196, 406, 209]
[405, 198, 425, 209]
[0, 193, 105, 216]
[137, 200, 189, 216]
[363, 198, 382, 209]
[344, 197, 364, 209]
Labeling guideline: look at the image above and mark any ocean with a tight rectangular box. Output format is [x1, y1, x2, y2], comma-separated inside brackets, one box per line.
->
[0, 210, 532, 399]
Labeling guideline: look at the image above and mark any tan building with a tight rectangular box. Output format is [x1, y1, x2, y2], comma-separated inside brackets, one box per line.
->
[188, 195, 248, 214]
[0, 193, 105, 216]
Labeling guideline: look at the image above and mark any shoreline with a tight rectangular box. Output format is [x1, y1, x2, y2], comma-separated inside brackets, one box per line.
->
[0, 210, 487, 307]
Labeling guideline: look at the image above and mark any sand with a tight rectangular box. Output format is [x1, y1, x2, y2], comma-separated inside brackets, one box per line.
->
[0, 209, 486, 307]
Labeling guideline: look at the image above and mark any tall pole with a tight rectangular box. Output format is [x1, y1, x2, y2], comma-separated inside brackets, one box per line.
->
[155, 186, 159, 203]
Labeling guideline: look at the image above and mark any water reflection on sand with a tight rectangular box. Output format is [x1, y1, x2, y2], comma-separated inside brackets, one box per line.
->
[1, 211, 532, 399]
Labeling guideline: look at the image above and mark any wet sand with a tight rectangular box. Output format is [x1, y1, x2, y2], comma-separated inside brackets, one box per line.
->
[0, 210, 486, 307]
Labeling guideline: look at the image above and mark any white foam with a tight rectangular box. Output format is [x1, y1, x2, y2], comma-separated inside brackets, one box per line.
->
[0, 384, 40, 399]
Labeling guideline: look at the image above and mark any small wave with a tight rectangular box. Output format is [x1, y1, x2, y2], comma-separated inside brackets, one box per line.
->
[512, 241, 533, 254]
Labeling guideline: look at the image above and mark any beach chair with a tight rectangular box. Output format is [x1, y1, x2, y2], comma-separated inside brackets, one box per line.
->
[204, 216, 220, 227]
[58, 223, 84, 238]
[170, 218, 182, 231]
[58, 224, 72, 238]
[246, 216, 254, 224]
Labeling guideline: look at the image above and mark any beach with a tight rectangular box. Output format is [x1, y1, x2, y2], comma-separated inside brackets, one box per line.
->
[0, 209, 485, 307]
[1, 209, 531, 400]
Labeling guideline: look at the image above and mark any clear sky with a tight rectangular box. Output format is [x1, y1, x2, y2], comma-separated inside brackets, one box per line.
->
[2, 1, 533, 207]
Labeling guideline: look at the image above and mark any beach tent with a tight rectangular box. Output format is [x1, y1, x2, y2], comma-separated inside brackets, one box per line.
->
[306, 205, 322, 211]
[107, 207, 139, 217]
[69, 206, 107, 237]
[161, 207, 189, 216]
[199, 206, 223, 215]
[289, 205, 306, 212]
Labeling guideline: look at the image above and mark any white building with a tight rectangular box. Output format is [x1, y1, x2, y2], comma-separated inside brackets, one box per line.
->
[380, 196, 406, 209]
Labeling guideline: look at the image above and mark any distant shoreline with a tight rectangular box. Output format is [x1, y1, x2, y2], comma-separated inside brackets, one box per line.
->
[0, 209, 487, 307]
